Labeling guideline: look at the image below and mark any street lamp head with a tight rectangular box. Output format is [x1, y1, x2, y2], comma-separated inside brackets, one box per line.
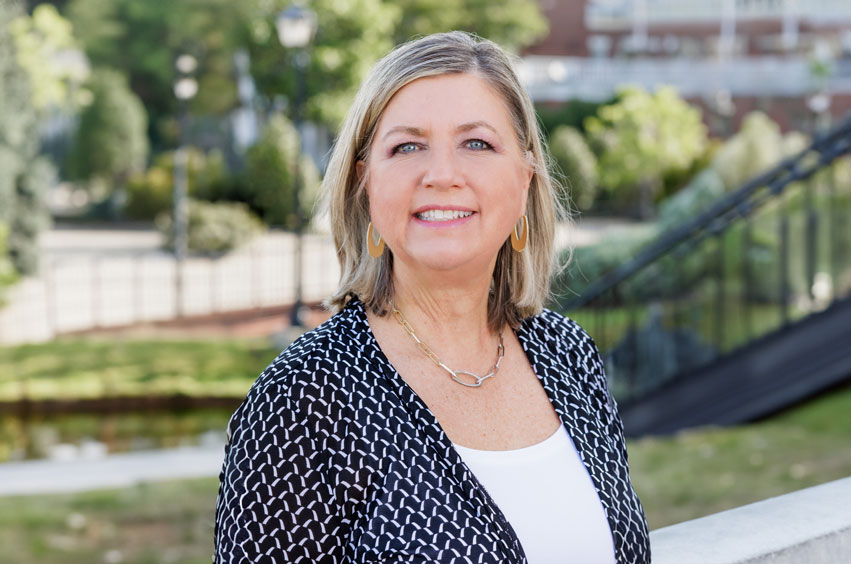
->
[276, 5, 317, 48]
[175, 54, 198, 75]
[174, 77, 198, 101]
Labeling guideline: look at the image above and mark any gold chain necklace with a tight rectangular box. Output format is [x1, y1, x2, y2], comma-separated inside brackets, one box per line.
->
[391, 305, 504, 388]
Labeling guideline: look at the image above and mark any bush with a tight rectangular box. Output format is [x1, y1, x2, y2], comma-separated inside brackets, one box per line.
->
[242, 114, 320, 229]
[157, 199, 264, 255]
[657, 168, 726, 233]
[535, 98, 610, 137]
[124, 148, 230, 220]
[585, 86, 708, 218]
[66, 68, 148, 195]
[0, 223, 18, 304]
[712, 112, 809, 192]
[0, 1, 51, 276]
[549, 125, 598, 211]
[552, 227, 657, 301]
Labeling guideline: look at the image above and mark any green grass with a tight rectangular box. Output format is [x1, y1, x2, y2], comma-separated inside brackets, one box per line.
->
[0, 338, 282, 402]
[0, 385, 849, 563]
[627, 383, 851, 529]
[0, 478, 219, 564]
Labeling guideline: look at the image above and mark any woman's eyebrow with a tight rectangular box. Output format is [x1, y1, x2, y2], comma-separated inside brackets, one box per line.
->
[382, 126, 425, 140]
[380, 121, 502, 141]
[457, 120, 503, 141]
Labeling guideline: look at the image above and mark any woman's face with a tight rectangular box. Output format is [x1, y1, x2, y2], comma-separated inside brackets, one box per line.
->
[362, 72, 532, 279]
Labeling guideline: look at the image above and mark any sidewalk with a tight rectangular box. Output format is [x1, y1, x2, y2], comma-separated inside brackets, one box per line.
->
[0, 445, 225, 497]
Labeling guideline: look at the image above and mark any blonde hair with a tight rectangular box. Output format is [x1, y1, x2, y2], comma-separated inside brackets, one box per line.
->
[323, 31, 566, 331]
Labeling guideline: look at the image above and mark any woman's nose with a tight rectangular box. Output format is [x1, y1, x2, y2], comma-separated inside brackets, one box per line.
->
[422, 146, 462, 190]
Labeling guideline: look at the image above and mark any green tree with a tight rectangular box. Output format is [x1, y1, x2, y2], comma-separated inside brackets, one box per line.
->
[712, 111, 808, 191]
[392, 0, 547, 51]
[66, 0, 247, 146]
[66, 69, 149, 200]
[549, 125, 598, 211]
[240, 0, 400, 128]
[0, 0, 53, 277]
[535, 98, 611, 138]
[9, 3, 88, 111]
[585, 86, 708, 218]
[240, 0, 547, 129]
[243, 114, 320, 229]
[67, 0, 548, 138]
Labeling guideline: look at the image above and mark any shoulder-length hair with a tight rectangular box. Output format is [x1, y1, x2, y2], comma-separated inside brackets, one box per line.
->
[322, 31, 566, 332]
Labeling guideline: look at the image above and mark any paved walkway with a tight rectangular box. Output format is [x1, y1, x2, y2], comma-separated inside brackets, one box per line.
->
[0, 445, 225, 496]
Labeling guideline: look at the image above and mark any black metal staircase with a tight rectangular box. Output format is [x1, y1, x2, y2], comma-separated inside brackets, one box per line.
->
[558, 116, 851, 436]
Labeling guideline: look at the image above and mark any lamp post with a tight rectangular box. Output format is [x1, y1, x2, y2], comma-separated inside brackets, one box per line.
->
[173, 54, 198, 318]
[276, 5, 316, 328]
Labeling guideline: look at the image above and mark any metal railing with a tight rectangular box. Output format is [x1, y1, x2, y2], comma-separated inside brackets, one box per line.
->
[557, 115, 851, 403]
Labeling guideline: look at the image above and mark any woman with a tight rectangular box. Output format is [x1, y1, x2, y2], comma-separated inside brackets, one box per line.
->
[215, 31, 650, 563]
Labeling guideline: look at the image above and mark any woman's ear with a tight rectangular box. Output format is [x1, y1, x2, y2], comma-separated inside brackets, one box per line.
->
[356, 160, 366, 182]
[523, 151, 534, 191]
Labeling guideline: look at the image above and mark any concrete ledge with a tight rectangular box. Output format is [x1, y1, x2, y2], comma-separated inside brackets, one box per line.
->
[650, 477, 851, 563]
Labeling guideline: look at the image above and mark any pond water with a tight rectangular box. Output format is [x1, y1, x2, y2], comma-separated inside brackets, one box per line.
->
[0, 408, 233, 463]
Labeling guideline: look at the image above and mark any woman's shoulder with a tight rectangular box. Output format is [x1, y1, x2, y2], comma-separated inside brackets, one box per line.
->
[520, 307, 608, 389]
[522, 307, 599, 355]
[251, 299, 373, 394]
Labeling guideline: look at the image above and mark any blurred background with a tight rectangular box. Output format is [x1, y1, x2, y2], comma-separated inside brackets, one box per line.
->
[0, 0, 849, 562]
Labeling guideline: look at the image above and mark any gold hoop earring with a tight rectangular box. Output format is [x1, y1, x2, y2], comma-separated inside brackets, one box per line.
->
[366, 222, 385, 258]
[511, 215, 528, 252]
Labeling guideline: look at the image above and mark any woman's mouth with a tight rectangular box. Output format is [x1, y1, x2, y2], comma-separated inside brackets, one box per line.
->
[414, 209, 474, 222]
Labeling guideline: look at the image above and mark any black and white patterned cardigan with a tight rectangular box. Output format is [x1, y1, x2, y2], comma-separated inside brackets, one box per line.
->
[214, 298, 651, 563]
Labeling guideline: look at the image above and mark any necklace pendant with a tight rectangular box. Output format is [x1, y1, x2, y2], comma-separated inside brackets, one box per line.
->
[452, 370, 492, 388]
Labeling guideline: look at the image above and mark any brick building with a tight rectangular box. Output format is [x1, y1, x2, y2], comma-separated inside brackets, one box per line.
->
[521, 0, 851, 134]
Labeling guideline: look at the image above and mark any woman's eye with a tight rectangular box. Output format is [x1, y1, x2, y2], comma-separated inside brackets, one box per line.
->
[393, 142, 419, 154]
[467, 139, 492, 150]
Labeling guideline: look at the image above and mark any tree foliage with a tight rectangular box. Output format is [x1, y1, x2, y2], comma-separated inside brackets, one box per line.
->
[125, 148, 229, 220]
[585, 86, 708, 216]
[549, 125, 598, 211]
[66, 0, 248, 146]
[66, 68, 149, 193]
[243, 114, 320, 229]
[0, 0, 53, 277]
[66, 0, 547, 133]
[239, 0, 400, 128]
[712, 111, 808, 191]
[157, 199, 264, 254]
[392, 0, 547, 51]
[0, 223, 17, 302]
[9, 3, 88, 111]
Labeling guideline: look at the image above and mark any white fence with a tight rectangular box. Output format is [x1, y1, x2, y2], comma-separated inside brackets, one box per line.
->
[0, 231, 340, 345]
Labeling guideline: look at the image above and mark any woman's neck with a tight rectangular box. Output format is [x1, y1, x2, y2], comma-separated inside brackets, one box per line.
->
[388, 262, 498, 361]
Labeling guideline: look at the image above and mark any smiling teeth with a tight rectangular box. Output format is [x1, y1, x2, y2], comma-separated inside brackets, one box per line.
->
[417, 210, 473, 221]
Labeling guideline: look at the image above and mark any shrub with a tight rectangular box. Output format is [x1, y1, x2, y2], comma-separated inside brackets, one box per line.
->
[242, 114, 320, 229]
[124, 148, 229, 220]
[585, 86, 708, 218]
[549, 125, 598, 211]
[157, 199, 264, 255]
[0, 223, 18, 304]
[552, 228, 657, 301]
[66, 69, 148, 195]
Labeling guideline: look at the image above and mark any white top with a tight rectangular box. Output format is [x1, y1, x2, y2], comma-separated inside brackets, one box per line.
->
[453, 425, 616, 564]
